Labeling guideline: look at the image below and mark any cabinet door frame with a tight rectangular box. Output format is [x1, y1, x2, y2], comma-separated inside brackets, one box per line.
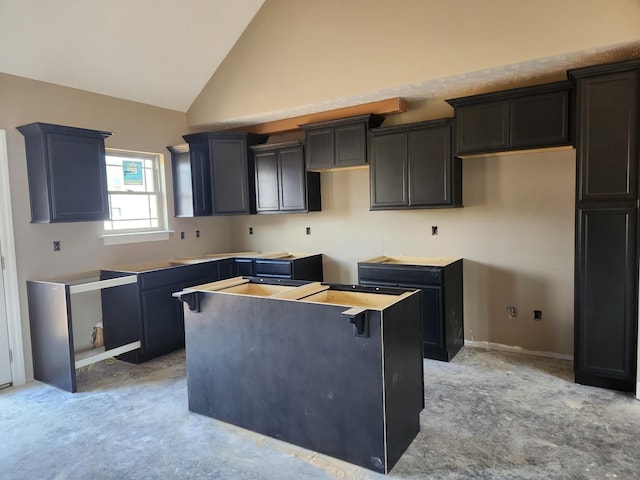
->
[369, 132, 408, 209]
[278, 145, 307, 212]
[209, 138, 251, 214]
[407, 125, 452, 206]
[335, 122, 366, 168]
[576, 71, 639, 202]
[575, 204, 638, 389]
[254, 150, 280, 212]
[509, 91, 569, 149]
[190, 147, 213, 216]
[306, 128, 335, 170]
[455, 101, 509, 155]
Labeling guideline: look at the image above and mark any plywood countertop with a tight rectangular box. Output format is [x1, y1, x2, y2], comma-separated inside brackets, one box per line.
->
[360, 256, 461, 267]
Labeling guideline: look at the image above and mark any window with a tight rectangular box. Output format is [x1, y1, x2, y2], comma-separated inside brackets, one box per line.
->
[103, 149, 169, 241]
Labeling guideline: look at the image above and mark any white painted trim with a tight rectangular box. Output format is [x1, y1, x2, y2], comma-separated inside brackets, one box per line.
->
[0, 130, 26, 385]
[464, 340, 573, 362]
[74, 341, 141, 369]
[68, 275, 137, 294]
[101, 230, 173, 246]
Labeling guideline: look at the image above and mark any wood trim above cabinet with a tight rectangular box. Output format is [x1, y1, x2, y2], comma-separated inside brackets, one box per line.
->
[235, 98, 407, 135]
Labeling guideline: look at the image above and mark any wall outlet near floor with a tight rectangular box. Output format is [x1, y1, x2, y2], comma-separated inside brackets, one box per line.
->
[195, 230, 200, 238]
[180, 231, 185, 240]
[249, 227, 253, 235]
[432, 225, 438, 235]
[534, 310, 542, 321]
[306, 227, 311, 235]
[53, 241, 61, 252]
[507, 306, 518, 318]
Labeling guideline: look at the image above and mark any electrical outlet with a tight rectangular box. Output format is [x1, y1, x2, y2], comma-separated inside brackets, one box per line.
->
[432, 226, 438, 235]
[306, 227, 311, 235]
[195, 230, 200, 238]
[507, 306, 518, 318]
[249, 227, 253, 235]
[53, 241, 61, 252]
[534, 310, 542, 321]
[180, 231, 185, 240]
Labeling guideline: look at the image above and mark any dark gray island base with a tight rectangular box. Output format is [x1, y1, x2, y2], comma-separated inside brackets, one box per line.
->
[176, 277, 424, 474]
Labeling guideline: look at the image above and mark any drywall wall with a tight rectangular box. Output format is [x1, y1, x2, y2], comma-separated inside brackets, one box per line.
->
[0, 73, 234, 379]
[188, 0, 640, 127]
[231, 143, 576, 355]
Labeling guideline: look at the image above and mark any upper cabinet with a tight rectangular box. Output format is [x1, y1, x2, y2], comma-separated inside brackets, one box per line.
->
[369, 119, 462, 210]
[183, 131, 268, 215]
[301, 114, 385, 171]
[251, 141, 321, 214]
[17, 122, 112, 223]
[570, 67, 639, 203]
[446, 81, 572, 156]
[167, 143, 212, 217]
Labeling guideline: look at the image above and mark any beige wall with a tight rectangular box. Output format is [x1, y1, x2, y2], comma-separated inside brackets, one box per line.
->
[9, 0, 634, 376]
[0, 73, 234, 379]
[192, 0, 590, 356]
[230, 140, 576, 355]
[188, 0, 640, 127]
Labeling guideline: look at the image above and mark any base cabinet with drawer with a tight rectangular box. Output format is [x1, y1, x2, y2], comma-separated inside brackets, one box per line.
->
[253, 253, 323, 281]
[358, 257, 464, 361]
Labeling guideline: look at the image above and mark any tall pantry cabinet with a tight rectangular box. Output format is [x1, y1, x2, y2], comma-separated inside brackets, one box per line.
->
[569, 59, 640, 392]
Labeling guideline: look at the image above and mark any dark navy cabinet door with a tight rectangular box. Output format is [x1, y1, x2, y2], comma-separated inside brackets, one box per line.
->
[18, 122, 111, 223]
[576, 71, 639, 202]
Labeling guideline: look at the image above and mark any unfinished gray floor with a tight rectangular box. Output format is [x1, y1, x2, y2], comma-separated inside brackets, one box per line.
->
[2, 347, 640, 479]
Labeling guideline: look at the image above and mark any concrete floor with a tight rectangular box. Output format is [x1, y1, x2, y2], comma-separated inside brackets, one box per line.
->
[2, 347, 640, 479]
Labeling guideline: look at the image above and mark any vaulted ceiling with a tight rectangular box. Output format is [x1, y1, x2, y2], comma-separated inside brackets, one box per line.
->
[1, 0, 640, 127]
[0, 0, 266, 112]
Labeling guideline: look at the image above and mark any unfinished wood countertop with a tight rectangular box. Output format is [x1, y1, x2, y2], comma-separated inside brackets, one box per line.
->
[360, 256, 461, 267]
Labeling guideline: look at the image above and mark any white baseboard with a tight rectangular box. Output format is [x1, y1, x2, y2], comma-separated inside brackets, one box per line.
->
[464, 340, 573, 362]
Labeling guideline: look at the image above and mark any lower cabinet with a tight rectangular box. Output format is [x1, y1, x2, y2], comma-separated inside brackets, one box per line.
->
[26, 272, 139, 392]
[252, 254, 324, 281]
[358, 257, 464, 361]
[369, 119, 462, 210]
[574, 205, 638, 391]
[177, 279, 423, 474]
[100, 261, 220, 363]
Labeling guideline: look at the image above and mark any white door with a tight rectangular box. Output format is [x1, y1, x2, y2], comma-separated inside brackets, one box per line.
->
[0, 241, 11, 388]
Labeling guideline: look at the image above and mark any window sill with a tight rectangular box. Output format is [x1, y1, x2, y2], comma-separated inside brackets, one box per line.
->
[101, 230, 174, 246]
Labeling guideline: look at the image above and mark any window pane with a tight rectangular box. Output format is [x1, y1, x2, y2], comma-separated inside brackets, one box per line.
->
[106, 163, 124, 191]
[149, 194, 159, 218]
[110, 194, 152, 220]
[144, 167, 156, 192]
[104, 150, 165, 233]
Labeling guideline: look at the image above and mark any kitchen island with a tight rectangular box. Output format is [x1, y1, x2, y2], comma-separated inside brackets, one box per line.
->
[175, 277, 424, 474]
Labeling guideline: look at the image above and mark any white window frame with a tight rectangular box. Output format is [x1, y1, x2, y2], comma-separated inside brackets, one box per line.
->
[101, 148, 172, 246]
